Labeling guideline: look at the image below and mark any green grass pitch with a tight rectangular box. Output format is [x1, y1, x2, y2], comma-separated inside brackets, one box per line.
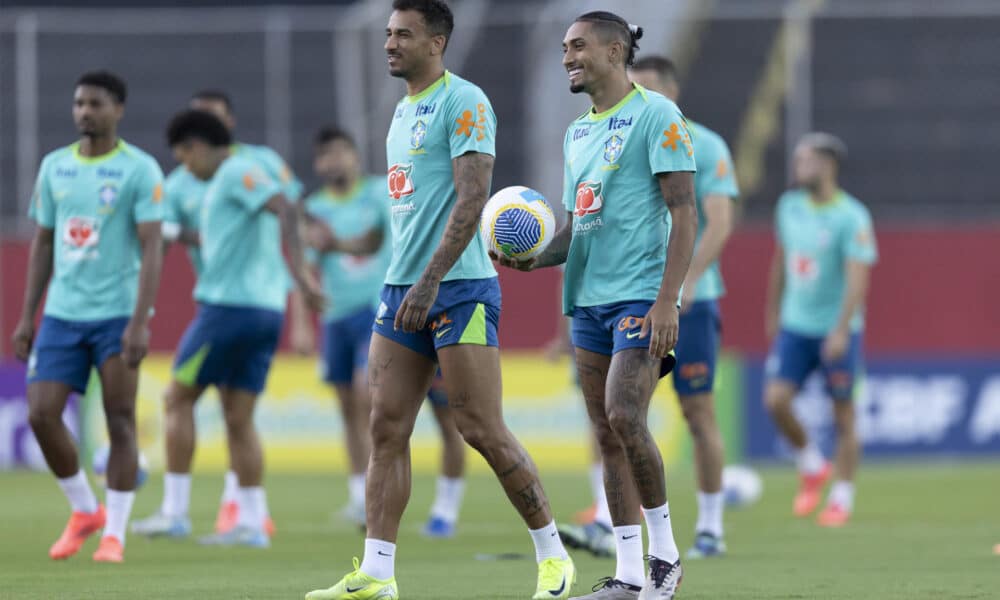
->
[1, 464, 998, 599]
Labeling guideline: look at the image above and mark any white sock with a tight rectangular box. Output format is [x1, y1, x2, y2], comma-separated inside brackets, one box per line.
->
[429, 476, 465, 524]
[529, 520, 569, 562]
[796, 443, 825, 475]
[828, 480, 855, 511]
[695, 491, 724, 538]
[104, 489, 135, 546]
[236, 487, 265, 530]
[642, 503, 680, 563]
[221, 470, 239, 504]
[613, 525, 645, 587]
[161, 472, 191, 518]
[348, 473, 366, 507]
[57, 470, 99, 514]
[359, 538, 396, 580]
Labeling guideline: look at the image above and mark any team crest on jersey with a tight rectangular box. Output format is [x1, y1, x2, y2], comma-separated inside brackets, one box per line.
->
[387, 163, 415, 200]
[789, 252, 818, 282]
[410, 120, 428, 151]
[603, 135, 624, 164]
[98, 183, 118, 210]
[574, 181, 603, 217]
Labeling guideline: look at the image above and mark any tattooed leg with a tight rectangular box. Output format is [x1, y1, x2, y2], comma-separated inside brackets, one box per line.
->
[438, 343, 554, 528]
[576, 347, 643, 526]
[364, 333, 436, 542]
[606, 348, 667, 509]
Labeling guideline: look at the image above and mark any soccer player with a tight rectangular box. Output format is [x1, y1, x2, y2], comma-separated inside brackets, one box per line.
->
[763, 132, 877, 528]
[133, 90, 302, 539]
[628, 55, 739, 558]
[153, 109, 323, 548]
[305, 2, 574, 599]
[497, 12, 698, 599]
[289, 126, 468, 535]
[10, 71, 164, 563]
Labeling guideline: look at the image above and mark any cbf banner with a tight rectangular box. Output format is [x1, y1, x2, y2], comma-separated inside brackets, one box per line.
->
[0, 361, 80, 469]
[744, 359, 1000, 459]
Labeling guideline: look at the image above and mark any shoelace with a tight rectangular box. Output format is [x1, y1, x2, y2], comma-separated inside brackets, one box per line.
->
[644, 555, 677, 588]
[591, 577, 615, 592]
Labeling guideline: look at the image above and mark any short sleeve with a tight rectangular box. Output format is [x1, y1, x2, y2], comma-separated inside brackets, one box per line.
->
[162, 171, 184, 226]
[257, 146, 303, 202]
[700, 137, 739, 199]
[645, 99, 697, 175]
[844, 206, 878, 264]
[132, 158, 165, 223]
[233, 163, 282, 212]
[447, 84, 496, 159]
[562, 130, 576, 213]
[28, 158, 55, 228]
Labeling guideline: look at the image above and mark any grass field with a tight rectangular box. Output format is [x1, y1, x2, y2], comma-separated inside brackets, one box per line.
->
[1, 464, 998, 599]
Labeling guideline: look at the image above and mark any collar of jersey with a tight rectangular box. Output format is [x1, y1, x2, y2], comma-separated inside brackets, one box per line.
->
[586, 84, 642, 122]
[71, 139, 125, 164]
[405, 71, 450, 103]
[322, 179, 363, 203]
[805, 188, 845, 210]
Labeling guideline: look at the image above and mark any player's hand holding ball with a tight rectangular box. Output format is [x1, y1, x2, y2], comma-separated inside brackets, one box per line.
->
[642, 301, 679, 358]
[481, 185, 555, 273]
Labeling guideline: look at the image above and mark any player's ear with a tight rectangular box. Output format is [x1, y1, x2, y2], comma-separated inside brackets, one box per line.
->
[431, 34, 446, 57]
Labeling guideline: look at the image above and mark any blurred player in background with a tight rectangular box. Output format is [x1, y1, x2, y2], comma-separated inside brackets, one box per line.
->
[144, 109, 323, 548]
[498, 12, 698, 599]
[288, 126, 467, 536]
[11, 71, 164, 563]
[764, 133, 877, 528]
[629, 55, 739, 558]
[306, 2, 574, 599]
[133, 90, 302, 540]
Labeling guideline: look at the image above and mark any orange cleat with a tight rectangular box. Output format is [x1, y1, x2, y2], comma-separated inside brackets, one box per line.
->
[572, 503, 597, 525]
[92, 535, 124, 563]
[817, 503, 851, 528]
[215, 500, 275, 537]
[214, 500, 239, 534]
[793, 462, 832, 517]
[49, 505, 106, 560]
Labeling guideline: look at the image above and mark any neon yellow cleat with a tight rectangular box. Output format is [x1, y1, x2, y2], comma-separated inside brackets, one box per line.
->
[305, 558, 398, 600]
[533, 556, 576, 599]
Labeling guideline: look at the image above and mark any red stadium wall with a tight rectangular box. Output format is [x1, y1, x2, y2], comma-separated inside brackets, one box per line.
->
[2, 226, 998, 357]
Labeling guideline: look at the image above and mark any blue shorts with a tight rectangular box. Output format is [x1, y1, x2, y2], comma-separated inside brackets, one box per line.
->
[673, 300, 721, 396]
[571, 301, 677, 378]
[765, 329, 863, 401]
[28, 316, 129, 393]
[322, 308, 376, 385]
[173, 303, 283, 394]
[372, 278, 501, 361]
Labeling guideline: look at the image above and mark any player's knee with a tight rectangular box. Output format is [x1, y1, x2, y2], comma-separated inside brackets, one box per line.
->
[369, 412, 410, 450]
[222, 409, 254, 437]
[27, 404, 60, 433]
[105, 411, 136, 445]
[764, 388, 793, 414]
[605, 405, 644, 444]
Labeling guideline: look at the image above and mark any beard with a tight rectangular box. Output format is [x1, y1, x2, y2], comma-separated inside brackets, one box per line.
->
[330, 173, 350, 189]
[569, 82, 585, 94]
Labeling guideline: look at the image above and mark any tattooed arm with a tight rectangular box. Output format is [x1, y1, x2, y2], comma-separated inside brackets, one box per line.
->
[640, 171, 697, 358]
[394, 151, 494, 333]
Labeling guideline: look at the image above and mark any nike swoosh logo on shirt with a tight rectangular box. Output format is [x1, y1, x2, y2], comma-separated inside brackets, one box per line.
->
[548, 576, 566, 596]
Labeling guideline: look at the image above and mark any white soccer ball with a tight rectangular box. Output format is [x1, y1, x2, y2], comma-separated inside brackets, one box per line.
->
[479, 186, 556, 260]
[92, 445, 149, 488]
[722, 464, 763, 508]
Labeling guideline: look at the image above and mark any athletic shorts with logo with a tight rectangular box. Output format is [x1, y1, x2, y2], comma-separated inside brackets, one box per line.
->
[322, 307, 376, 385]
[173, 303, 283, 394]
[571, 300, 676, 378]
[766, 328, 862, 401]
[372, 277, 500, 361]
[27, 316, 129, 393]
[673, 299, 721, 395]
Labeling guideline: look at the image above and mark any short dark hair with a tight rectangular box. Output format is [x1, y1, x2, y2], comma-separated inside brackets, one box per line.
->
[191, 89, 234, 113]
[631, 55, 678, 85]
[575, 11, 644, 67]
[800, 132, 848, 166]
[166, 109, 233, 148]
[76, 71, 127, 104]
[315, 126, 357, 149]
[392, 0, 454, 50]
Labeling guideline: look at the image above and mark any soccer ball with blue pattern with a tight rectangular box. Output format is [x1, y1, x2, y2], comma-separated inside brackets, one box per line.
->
[479, 186, 556, 260]
[92, 445, 149, 488]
